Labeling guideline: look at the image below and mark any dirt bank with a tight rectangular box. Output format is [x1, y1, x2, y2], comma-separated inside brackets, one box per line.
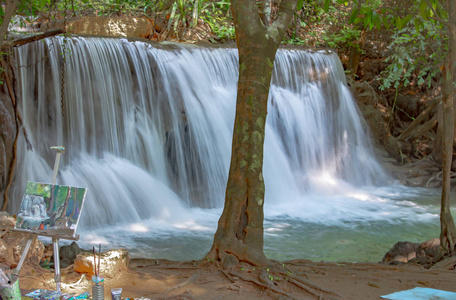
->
[17, 257, 456, 299]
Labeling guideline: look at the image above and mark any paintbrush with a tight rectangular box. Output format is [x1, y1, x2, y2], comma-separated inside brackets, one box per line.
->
[98, 244, 101, 278]
[93, 246, 97, 277]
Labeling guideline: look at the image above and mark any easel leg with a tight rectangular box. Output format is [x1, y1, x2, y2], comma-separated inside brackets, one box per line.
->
[13, 234, 36, 277]
[52, 237, 61, 292]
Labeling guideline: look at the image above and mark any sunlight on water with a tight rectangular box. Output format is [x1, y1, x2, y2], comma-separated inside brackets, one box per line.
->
[14, 37, 448, 262]
[63, 186, 445, 263]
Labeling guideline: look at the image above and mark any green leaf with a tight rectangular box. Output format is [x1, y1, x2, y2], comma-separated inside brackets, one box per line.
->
[364, 10, 372, 28]
[372, 11, 381, 30]
[349, 8, 359, 24]
[396, 16, 402, 30]
[414, 19, 422, 34]
[382, 17, 390, 29]
[297, 0, 304, 11]
[324, 0, 331, 12]
[402, 15, 412, 28]
[419, 0, 429, 20]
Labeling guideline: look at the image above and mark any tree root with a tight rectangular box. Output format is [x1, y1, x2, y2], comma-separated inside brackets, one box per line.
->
[287, 278, 323, 299]
[229, 270, 297, 300]
[398, 100, 438, 141]
[426, 171, 456, 187]
[283, 274, 343, 300]
[220, 269, 235, 283]
[165, 271, 200, 293]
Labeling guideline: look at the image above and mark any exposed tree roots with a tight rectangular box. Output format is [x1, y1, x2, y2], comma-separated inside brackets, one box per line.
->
[283, 274, 342, 300]
[229, 270, 297, 299]
[426, 171, 456, 187]
[165, 271, 201, 293]
[196, 259, 344, 299]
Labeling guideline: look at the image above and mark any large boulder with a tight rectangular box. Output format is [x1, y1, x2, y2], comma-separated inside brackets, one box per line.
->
[74, 248, 129, 279]
[55, 241, 86, 269]
[382, 241, 418, 264]
[64, 16, 155, 38]
[0, 212, 44, 267]
[382, 238, 441, 268]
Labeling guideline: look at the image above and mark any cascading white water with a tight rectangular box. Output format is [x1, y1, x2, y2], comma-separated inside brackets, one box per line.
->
[11, 37, 441, 261]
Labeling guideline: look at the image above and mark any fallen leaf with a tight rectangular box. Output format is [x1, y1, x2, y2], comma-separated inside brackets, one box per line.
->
[368, 282, 380, 288]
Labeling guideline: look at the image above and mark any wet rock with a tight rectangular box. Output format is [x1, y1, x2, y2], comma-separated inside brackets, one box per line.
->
[74, 248, 129, 278]
[0, 212, 44, 267]
[382, 241, 418, 264]
[416, 238, 440, 259]
[383, 239, 444, 268]
[58, 241, 85, 269]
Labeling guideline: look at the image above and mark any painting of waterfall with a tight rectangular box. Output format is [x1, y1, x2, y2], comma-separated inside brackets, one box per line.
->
[11, 36, 443, 262]
[15, 181, 87, 237]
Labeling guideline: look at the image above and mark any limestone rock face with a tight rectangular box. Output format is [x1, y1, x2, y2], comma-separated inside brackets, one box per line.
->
[0, 212, 44, 267]
[66, 17, 154, 38]
[74, 248, 129, 279]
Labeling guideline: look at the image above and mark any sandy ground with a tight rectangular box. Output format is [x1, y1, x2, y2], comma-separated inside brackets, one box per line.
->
[17, 257, 456, 300]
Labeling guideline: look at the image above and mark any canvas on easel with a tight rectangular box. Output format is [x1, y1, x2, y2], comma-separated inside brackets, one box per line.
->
[11, 146, 87, 294]
[15, 181, 87, 239]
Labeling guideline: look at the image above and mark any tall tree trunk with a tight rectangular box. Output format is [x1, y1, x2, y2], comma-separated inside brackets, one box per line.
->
[440, 0, 456, 255]
[347, 0, 363, 75]
[0, 0, 19, 46]
[205, 0, 295, 268]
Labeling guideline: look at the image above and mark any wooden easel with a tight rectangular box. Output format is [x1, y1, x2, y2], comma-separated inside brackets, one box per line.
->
[12, 230, 79, 292]
[13, 146, 81, 293]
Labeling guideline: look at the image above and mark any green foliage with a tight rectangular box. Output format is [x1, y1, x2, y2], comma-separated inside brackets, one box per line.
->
[379, 17, 446, 90]
[321, 24, 361, 50]
[40, 258, 54, 269]
[201, 1, 234, 41]
[4, 0, 234, 42]
[329, 0, 387, 31]
[301, 3, 364, 50]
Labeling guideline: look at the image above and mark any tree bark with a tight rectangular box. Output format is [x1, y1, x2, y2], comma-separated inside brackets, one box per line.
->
[6, 29, 65, 48]
[205, 0, 295, 268]
[346, 0, 363, 75]
[439, 0, 456, 255]
[0, 0, 19, 46]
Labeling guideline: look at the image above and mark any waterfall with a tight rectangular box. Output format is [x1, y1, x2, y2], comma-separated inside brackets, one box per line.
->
[12, 36, 389, 231]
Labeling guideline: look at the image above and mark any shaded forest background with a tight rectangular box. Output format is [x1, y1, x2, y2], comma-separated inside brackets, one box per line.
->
[0, 0, 453, 192]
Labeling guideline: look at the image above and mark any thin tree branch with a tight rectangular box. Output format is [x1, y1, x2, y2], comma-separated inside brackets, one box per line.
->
[9, 29, 65, 48]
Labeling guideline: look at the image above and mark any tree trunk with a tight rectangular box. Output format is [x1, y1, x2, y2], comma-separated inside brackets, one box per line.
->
[0, 0, 19, 46]
[440, 0, 456, 255]
[433, 103, 443, 163]
[346, 0, 363, 76]
[205, 0, 295, 268]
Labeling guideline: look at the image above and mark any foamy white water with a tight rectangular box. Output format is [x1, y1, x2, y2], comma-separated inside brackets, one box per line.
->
[12, 37, 445, 262]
